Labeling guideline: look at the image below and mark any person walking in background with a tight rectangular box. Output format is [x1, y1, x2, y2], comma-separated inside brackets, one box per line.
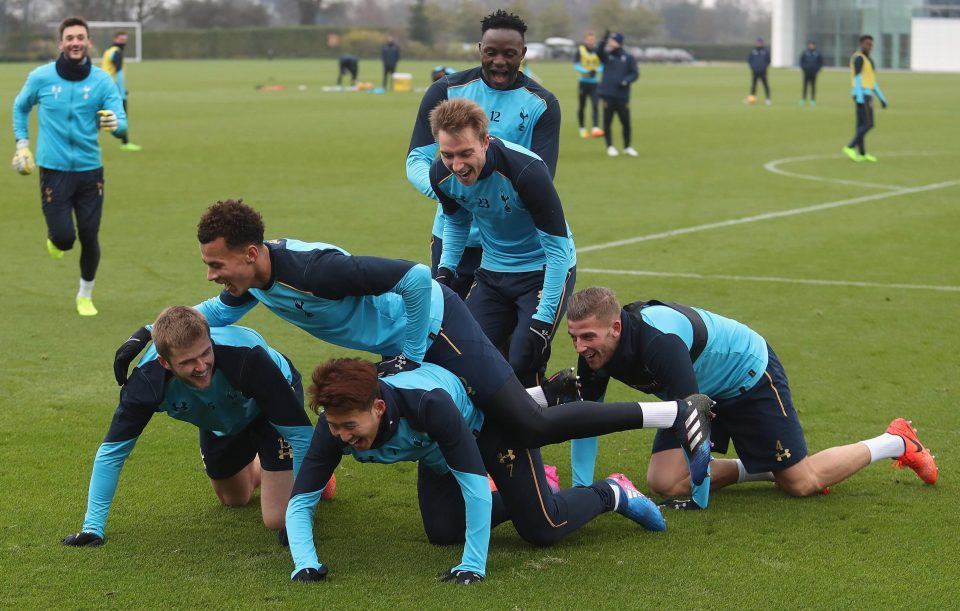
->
[798, 41, 823, 106]
[843, 35, 888, 163]
[574, 31, 603, 139]
[597, 31, 639, 157]
[747, 37, 771, 105]
[102, 30, 141, 151]
[11, 16, 127, 317]
[381, 34, 400, 90]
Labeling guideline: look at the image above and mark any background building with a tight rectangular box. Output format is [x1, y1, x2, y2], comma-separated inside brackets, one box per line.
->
[772, 0, 960, 71]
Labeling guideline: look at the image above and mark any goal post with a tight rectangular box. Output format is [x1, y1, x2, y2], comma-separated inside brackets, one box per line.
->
[86, 21, 143, 63]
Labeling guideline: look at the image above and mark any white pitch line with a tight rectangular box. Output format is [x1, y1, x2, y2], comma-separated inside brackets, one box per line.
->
[762, 154, 907, 190]
[578, 179, 960, 254]
[581, 267, 960, 293]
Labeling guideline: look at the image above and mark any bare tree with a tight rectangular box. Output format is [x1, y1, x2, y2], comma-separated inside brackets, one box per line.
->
[296, 0, 322, 25]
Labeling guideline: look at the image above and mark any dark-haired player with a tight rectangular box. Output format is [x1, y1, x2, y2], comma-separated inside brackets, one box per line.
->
[406, 9, 561, 300]
[62, 306, 316, 548]
[843, 35, 888, 163]
[12, 16, 127, 316]
[563, 286, 937, 509]
[286, 358, 668, 584]
[112, 200, 713, 485]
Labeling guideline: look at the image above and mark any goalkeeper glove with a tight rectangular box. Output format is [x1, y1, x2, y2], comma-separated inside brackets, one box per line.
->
[12, 139, 35, 175]
[98, 109, 118, 132]
[292, 566, 328, 582]
[62, 531, 104, 547]
[114, 325, 152, 385]
[440, 569, 484, 585]
[376, 353, 420, 378]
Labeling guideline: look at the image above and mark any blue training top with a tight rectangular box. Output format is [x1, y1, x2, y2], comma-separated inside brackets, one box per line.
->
[285, 363, 491, 578]
[430, 137, 576, 325]
[406, 66, 561, 246]
[13, 61, 126, 171]
[79, 326, 314, 538]
[195, 239, 444, 362]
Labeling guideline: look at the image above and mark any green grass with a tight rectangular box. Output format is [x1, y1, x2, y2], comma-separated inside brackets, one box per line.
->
[1, 58, 958, 608]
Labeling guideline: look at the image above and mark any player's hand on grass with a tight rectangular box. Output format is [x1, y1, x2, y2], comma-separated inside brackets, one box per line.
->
[434, 267, 454, 287]
[376, 353, 420, 378]
[62, 531, 104, 547]
[12, 139, 35, 175]
[292, 566, 328, 582]
[97, 110, 118, 132]
[114, 326, 152, 385]
[519, 319, 554, 373]
[440, 569, 484, 585]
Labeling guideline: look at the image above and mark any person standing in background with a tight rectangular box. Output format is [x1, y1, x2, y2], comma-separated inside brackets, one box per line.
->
[747, 37, 771, 105]
[574, 31, 603, 139]
[381, 34, 400, 90]
[799, 41, 823, 106]
[102, 31, 142, 151]
[597, 31, 639, 157]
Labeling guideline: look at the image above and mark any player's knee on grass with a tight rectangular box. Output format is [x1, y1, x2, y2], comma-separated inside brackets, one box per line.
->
[513, 521, 563, 547]
[773, 461, 821, 497]
[215, 488, 255, 507]
[423, 523, 465, 546]
[646, 450, 691, 498]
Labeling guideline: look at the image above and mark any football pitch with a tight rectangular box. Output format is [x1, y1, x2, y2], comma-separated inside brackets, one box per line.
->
[1, 58, 958, 608]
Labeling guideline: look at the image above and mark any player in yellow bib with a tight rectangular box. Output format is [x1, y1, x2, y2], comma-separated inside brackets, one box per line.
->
[843, 35, 887, 163]
[102, 31, 141, 151]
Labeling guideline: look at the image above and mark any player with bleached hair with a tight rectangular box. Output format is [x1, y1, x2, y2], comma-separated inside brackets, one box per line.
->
[62, 306, 317, 548]
[564, 286, 938, 510]
[111, 199, 714, 491]
[286, 358, 671, 584]
[12, 16, 127, 317]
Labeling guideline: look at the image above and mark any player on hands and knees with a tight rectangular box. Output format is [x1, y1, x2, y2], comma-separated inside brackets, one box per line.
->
[286, 358, 665, 583]
[563, 287, 937, 510]
[62, 306, 316, 548]
[111, 200, 713, 460]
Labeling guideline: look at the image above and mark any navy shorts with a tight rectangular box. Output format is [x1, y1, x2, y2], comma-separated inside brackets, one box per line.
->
[430, 234, 482, 301]
[652, 345, 808, 473]
[199, 371, 303, 479]
[39, 167, 104, 248]
[465, 266, 576, 386]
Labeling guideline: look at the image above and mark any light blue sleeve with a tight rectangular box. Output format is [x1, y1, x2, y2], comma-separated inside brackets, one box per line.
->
[286, 490, 325, 577]
[571, 437, 599, 487]
[406, 144, 440, 200]
[116, 69, 126, 98]
[873, 83, 887, 105]
[532, 231, 574, 324]
[852, 73, 865, 103]
[194, 294, 258, 328]
[391, 264, 433, 362]
[438, 207, 472, 272]
[80, 438, 138, 538]
[273, 425, 314, 479]
[12, 71, 40, 141]
[449, 469, 492, 576]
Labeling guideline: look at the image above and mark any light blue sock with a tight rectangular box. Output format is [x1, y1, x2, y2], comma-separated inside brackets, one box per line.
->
[571, 437, 599, 487]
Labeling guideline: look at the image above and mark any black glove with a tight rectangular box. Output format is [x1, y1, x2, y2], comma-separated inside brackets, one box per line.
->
[292, 566, 328, 582]
[541, 367, 581, 406]
[518, 319, 554, 373]
[588, 70, 597, 78]
[435, 266, 455, 287]
[376, 354, 420, 378]
[62, 531, 104, 547]
[440, 569, 484, 585]
[880, 99, 888, 109]
[277, 527, 288, 546]
[114, 325, 152, 385]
